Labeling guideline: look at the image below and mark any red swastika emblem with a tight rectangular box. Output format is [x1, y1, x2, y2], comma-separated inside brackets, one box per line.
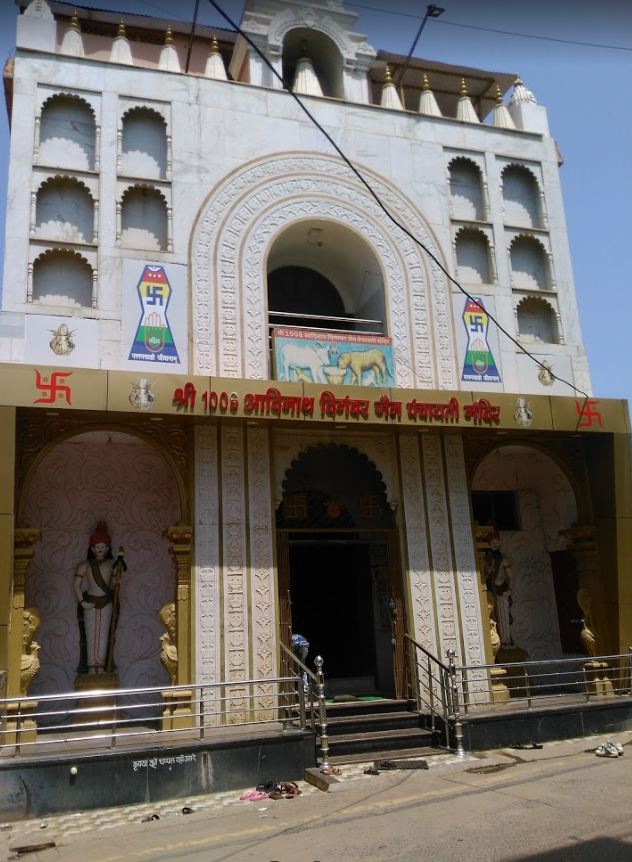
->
[34, 370, 73, 406]
[575, 398, 602, 428]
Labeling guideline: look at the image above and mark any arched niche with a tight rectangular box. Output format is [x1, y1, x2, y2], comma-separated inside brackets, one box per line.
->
[449, 157, 485, 221]
[472, 444, 578, 660]
[502, 164, 542, 228]
[35, 176, 94, 243]
[121, 107, 167, 179]
[510, 235, 550, 291]
[22, 430, 182, 705]
[32, 248, 93, 307]
[267, 219, 386, 334]
[455, 227, 491, 283]
[121, 185, 168, 251]
[282, 28, 344, 98]
[517, 295, 558, 343]
[39, 94, 96, 171]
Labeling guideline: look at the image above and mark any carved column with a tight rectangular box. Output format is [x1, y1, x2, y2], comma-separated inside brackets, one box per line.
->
[5, 529, 41, 745]
[163, 524, 193, 729]
[560, 526, 607, 650]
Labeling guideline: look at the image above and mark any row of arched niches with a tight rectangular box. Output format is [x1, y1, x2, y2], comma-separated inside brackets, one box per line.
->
[30, 91, 171, 308]
[29, 90, 561, 346]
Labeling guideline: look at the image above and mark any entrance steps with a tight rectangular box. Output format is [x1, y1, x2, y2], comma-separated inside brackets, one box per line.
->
[319, 698, 440, 763]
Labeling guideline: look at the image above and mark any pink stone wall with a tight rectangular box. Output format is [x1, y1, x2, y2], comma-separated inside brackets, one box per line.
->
[23, 432, 181, 700]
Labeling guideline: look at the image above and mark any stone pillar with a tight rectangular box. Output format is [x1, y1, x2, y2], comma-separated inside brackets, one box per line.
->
[6, 529, 41, 745]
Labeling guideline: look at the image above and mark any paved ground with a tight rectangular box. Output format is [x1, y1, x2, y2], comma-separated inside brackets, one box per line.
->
[3, 730, 632, 861]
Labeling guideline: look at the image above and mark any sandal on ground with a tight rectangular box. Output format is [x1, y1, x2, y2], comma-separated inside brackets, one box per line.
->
[364, 766, 380, 775]
[280, 781, 302, 797]
[595, 743, 619, 758]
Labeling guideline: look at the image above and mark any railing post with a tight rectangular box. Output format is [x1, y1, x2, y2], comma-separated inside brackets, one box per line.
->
[298, 676, 306, 730]
[524, 667, 532, 708]
[111, 693, 117, 748]
[628, 646, 632, 694]
[447, 649, 465, 757]
[314, 656, 330, 771]
[199, 689, 205, 740]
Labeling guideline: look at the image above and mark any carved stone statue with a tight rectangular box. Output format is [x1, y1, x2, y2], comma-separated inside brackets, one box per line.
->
[74, 522, 126, 674]
[159, 602, 178, 685]
[482, 528, 514, 648]
[577, 587, 598, 657]
[20, 607, 41, 696]
[488, 600, 501, 659]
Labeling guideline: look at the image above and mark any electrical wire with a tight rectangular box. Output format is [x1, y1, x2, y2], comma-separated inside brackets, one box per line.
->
[344, 1, 632, 52]
[205, 0, 591, 427]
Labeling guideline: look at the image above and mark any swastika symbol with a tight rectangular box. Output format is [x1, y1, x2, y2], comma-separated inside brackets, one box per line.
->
[34, 370, 73, 406]
[575, 398, 602, 428]
[145, 284, 165, 306]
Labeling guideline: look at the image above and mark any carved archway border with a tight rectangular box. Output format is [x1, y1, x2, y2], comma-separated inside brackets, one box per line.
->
[16, 410, 192, 525]
[190, 152, 456, 389]
[271, 428, 399, 512]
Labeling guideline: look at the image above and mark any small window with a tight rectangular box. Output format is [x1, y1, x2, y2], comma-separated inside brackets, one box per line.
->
[471, 491, 520, 531]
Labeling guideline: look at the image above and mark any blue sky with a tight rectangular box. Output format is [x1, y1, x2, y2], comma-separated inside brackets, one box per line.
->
[1, 0, 630, 408]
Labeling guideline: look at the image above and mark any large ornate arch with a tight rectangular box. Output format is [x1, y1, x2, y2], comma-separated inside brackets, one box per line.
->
[190, 152, 456, 389]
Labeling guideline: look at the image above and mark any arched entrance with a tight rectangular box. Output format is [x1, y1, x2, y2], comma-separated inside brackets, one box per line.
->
[21, 430, 182, 704]
[276, 443, 404, 698]
[472, 444, 580, 660]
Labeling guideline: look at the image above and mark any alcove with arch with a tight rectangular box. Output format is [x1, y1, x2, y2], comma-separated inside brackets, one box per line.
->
[501, 163, 545, 229]
[118, 184, 170, 252]
[282, 27, 344, 98]
[448, 157, 487, 221]
[33, 175, 96, 244]
[29, 248, 96, 307]
[36, 93, 98, 172]
[509, 234, 552, 291]
[119, 106, 169, 180]
[516, 295, 561, 344]
[454, 226, 494, 284]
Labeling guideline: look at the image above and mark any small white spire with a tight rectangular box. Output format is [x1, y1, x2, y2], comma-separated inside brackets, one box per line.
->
[510, 76, 537, 105]
[204, 35, 227, 80]
[24, 0, 54, 19]
[159, 28, 181, 73]
[292, 55, 323, 97]
[491, 86, 516, 129]
[418, 73, 442, 117]
[60, 12, 84, 57]
[111, 20, 133, 65]
[380, 65, 403, 110]
[456, 78, 479, 123]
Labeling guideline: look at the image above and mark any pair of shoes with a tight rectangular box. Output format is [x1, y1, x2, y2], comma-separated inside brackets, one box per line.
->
[375, 760, 398, 770]
[595, 742, 620, 758]
[239, 789, 270, 801]
[512, 741, 543, 750]
[364, 766, 380, 775]
[269, 782, 302, 799]
[256, 779, 275, 793]
[320, 766, 341, 775]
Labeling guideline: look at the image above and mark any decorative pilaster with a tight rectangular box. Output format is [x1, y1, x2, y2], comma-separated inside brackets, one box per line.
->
[166, 134, 172, 180]
[30, 190, 37, 237]
[92, 199, 99, 243]
[115, 201, 122, 245]
[116, 125, 122, 173]
[5, 529, 41, 745]
[560, 526, 608, 652]
[33, 115, 41, 163]
[94, 124, 101, 172]
[27, 263, 34, 302]
[164, 524, 193, 686]
[91, 269, 98, 308]
[167, 206, 173, 253]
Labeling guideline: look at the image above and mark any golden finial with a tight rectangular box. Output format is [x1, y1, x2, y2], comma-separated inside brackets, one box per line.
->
[460, 78, 468, 96]
[422, 73, 430, 91]
[384, 64, 392, 84]
[495, 86, 503, 104]
[117, 20, 126, 39]
[70, 11, 80, 31]
[164, 27, 174, 45]
[211, 34, 219, 53]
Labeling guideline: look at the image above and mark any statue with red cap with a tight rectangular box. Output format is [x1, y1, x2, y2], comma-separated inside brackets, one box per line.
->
[74, 521, 126, 674]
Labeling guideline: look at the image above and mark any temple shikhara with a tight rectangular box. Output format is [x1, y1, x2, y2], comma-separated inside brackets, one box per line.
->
[0, 0, 630, 810]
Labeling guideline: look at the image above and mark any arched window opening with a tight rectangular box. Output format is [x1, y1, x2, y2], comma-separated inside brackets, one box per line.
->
[449, 158, 484, 221]
[121, 186, 168, 251]
[39, 95, 96, 170]
[121, 108, 167, 179]
[32, 250, 93, 307]
[455, 229, 491, 283]
[266, 220, 386, 335]
[282, 28, 344, 99]
[510, 236, 550, 291]
[503, 165, 542, 228]
[35, 177, 94, 243]
[517, 297, 557, 343]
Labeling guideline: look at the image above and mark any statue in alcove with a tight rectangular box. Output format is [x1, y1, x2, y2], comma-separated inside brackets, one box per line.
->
[482, 528, 514, 649]
[74, 522, 126, 675]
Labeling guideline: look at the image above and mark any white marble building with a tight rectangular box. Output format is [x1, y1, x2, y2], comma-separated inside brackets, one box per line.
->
[2, 0, 626, 711]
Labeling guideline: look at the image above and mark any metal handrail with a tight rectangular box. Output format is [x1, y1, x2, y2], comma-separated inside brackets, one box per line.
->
[404, 633, 460, 752]
[0, 672, 310, 757]
[279, 642, 330, 769]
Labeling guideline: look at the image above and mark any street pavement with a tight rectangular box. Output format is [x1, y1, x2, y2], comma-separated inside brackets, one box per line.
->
[3, 730, 632, 861]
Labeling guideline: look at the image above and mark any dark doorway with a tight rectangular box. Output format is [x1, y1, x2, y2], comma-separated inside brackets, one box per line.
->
[550, 550, 584, 654]
[290, 541, 375, 680]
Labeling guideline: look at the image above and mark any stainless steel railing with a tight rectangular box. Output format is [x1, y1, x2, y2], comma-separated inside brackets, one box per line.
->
[405, 636, 632, 756]
[0, 672, 312, 757]
[279, 642, 330, 770]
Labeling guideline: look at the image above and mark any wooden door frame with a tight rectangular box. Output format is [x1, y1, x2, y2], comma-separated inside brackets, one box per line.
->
[276, 528, 406, 698]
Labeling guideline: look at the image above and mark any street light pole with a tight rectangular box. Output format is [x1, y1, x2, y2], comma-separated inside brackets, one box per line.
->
[393, 4, 445, 91]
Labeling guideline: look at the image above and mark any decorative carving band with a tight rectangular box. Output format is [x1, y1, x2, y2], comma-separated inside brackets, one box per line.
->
[191, 154, 455, 390]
